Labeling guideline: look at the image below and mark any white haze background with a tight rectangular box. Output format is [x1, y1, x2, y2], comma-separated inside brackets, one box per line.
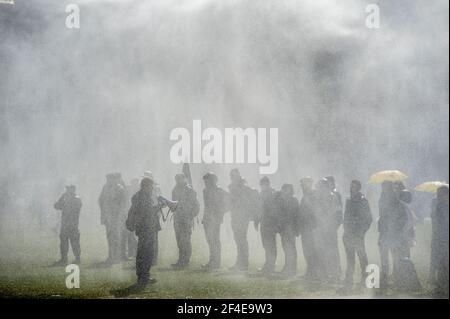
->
[0, 0, 448, 283]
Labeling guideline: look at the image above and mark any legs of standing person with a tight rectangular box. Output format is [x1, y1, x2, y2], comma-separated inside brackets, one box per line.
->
[301, 230, 318, 279]
[280, 225, 297, 277]
[59, 231, 69, 263]
[136, 231, 156, 284]
[68, 228, 81, 263]
[231, 216, 250, 270]
[343, 235, 356, 286]
[261, 224, 277, 273]
[204, 220, 221, 269]
[174, 221, 192, 266]
[379, 240, 390, 289]
[328, 229, 341, 281]
[355, 236, 369, 284]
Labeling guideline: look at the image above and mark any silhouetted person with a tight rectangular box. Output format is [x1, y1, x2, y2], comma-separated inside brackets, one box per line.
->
[394, 181, 415, 258]
[431, 186, 449, 297]
[228, 169, 259, 271]
[99, 173, 127, 265]
[378, 180, 420, 290]
[327, 176, 344, 277]
[392, 182, 421, 291]
[275, 184, 299, 278]
[258, 176, 279, 275]
[143, 170, 161, 266]
[202, 172, 230, 271]
[378, 181, 397, 289]
[171, 174, 199, 269]
[121, 178, 139, 260]
[342, 180, 372, 288]
[315, 178, 342, 282]
[298, 177, 320, 281]
[53, 185, 82, 265]
[126, 178, 161, 288]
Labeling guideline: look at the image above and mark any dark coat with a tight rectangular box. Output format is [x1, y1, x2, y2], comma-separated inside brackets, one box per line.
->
[202, 186, 230, 224]
[298, 191, 318, 234]
[98, 182, 127, 224]
[260, 188, 279, 229]
[432, 199, 449, 256]
[126, 189, 161, 235]
[229, 178, 260, 222]
[378, 194, 408, 247]
[54, 193, 82, 231]
[343, 192, 372, 237]
[275, 193, 300, 234]
[172, 184, 199, 224]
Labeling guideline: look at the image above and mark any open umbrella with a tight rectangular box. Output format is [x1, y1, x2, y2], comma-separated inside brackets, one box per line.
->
[414, 181, 449, 193]
[368, 170, 408, 184]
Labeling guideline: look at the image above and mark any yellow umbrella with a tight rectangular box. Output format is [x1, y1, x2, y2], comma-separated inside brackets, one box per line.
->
[368, 170, 408, 184]
[414, 181, 449, 193]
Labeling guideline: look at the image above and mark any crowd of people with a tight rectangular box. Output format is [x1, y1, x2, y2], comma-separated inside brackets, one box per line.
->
[51, 168, 449, 296]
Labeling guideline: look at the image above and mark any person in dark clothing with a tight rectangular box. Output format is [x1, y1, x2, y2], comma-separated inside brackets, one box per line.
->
[142, 171, 162, 267]
[126, 178, 161, 287]
[342, 180, 372, 288]
[378, 180, 399, 289]
[429, 196, 440, 283]
[201, 173, 230, 271]
[275, 184, 299, 278]
[121, 178, 139, 260]
[378, 180, 419, 290]
[315, 178, 342, 282]
[431, 186, 449, 297]
[53, 185, 82, 266]
[98, 173, 127, 265]
[298, 177, 320, 281]
[171, 173, 199, 269]
[258, 176, 279, 275]
[228, 169, 259, 271]
[394, 181, 416, 259]
[325, 176, 344, 278]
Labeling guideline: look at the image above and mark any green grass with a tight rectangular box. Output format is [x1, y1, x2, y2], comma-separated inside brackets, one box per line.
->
[0, 217, 438, 299]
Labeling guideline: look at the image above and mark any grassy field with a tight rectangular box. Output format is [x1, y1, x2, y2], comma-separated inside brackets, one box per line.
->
[0, 216, 439, 299]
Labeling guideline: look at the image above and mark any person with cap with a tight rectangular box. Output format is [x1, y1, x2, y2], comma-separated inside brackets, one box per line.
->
[228, 169, 260, 272]
[53, 185, 82, 265]
[171, 173, 199, 269]
[258, 176, 279, 276]
[201, 172, 230, 271]
[298, 177, 320, 281]
[126, 177, 161, 288]
[98, 173, 127, 265]
[342, 180, 372, 289]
